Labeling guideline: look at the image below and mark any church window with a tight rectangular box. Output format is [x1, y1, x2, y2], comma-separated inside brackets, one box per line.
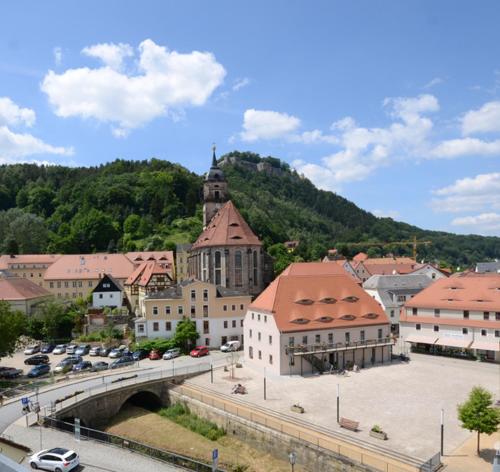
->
[253, 251, 258, 286]
[214, 251, 222, 285]
[235, 251, 242, 287]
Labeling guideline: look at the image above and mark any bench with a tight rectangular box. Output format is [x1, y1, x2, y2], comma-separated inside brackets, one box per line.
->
[340, 417, 359, 432]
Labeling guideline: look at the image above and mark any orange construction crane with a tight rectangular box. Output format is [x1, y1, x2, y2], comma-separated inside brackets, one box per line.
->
[338, 236, 432, 260]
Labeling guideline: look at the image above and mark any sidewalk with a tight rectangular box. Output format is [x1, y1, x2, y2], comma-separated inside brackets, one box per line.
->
[5, 423, 181, 472]
[442, 431, 499, 472]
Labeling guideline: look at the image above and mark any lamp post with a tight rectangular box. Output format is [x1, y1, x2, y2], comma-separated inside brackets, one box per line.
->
[288, 451, 296, 472]
[263, 367, 267, 400]
[337, 384, 340, 423]
[440, 409, 444, 456]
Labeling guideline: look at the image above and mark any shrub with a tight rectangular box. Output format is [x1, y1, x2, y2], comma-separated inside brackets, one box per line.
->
[158, 403, 225, 441]
[371, 425, 382, 433]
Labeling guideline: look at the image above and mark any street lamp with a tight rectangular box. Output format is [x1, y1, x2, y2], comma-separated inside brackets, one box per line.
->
[288, 451, 297, 472]
[440, 409, 444, 456]
[337, 384, 340, 423]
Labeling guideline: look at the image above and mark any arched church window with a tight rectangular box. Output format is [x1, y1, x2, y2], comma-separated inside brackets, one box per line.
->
[235, 251, 242, 287]
[214, 251, 222, 285]
[253, 251, 258, 286]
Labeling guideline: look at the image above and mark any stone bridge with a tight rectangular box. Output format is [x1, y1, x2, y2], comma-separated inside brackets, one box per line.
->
[52, 369, 208, 430]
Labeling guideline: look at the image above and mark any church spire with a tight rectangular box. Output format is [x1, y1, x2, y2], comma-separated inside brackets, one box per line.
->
[211, 143, 218, 168]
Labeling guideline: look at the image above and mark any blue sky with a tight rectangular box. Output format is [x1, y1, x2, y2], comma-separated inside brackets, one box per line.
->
[1, 1, 500, 236]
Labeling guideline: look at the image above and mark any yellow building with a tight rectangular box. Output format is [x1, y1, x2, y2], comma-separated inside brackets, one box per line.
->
[0, 254, 61, 287]
[134, 279, 251, 348]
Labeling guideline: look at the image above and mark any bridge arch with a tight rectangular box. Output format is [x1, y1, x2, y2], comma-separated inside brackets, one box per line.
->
[120, 389, 162, 412]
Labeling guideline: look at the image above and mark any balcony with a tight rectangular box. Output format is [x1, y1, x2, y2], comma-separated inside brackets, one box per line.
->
[285, 337, 394, 356]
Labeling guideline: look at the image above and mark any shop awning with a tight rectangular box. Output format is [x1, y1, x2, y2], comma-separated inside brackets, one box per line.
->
[405, 335, 437, 344]
[435, 338, 472, 349]
[470, 341, 500, 352]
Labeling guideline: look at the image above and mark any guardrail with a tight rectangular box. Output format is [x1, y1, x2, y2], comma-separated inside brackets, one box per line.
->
[286, 337, 395, 356]
[175, 381, 441, 472]
[43, 416, 225, 472]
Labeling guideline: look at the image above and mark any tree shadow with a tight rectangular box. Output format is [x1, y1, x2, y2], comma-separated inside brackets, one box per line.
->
[479, 448, 495, 463]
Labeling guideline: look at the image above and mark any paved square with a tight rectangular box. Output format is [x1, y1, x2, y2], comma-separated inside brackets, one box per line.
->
[189, 353, 500, 461]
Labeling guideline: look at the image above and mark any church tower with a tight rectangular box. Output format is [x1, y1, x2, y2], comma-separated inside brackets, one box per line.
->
[203, 145, 228, 227]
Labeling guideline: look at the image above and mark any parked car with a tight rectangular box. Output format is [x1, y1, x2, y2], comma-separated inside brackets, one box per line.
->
[75, 344, 91, 356]
[190, 346, 209, 357]
[89, 346, 101, 356]
[110, 356, 135, 369]
[148, 349, 162, 360]
[72, 361, 92, 373]
[220, 340, 241, 352]
[24, 344, 40, 355]
[108, 348, 123, 359]
[41, 343, 56, 354]
[27, 364, 51, 378]
[52, 344, 67, 355]
[99, 347, 112, 357]
[29, 447, 79, 472]
[91, 361, 109, 372]
[65, 344, 78, 355]
[132, 349, 148, 361]
[54, 356, 82, 374]
[163, 348, 180, 360]
[24, 354, 50, 366]
[0, 367, 23, 379]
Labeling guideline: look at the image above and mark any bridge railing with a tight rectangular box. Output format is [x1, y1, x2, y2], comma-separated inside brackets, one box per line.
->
[34, 362, 212, 419]
[43, 416, 225, 472]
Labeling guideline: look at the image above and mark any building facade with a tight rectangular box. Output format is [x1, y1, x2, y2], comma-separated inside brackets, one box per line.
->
[0, 254, 61, 287]
[363, 274, 434, 332]
[175, 243, 192, 282]
[134, 279, 251, 347]
[400, 274, 500, 363]
[244, 262, 393, 376]
[91, 274, 123, 309]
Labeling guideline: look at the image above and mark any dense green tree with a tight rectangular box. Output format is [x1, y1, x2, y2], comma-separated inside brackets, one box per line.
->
[0, 302, 26, 358]
[70, 209, 119, 252]
[457, 386, 500, 455]
[172, 317, 199, 353]
[123, 214, 141, 235]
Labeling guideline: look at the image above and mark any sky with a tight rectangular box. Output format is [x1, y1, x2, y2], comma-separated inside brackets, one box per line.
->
[1, 1, 500, 236]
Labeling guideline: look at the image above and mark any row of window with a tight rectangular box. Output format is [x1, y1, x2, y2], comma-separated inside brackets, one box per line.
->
[57, 292, 82, 298]
[151, 304, 244, 316]
[415, 324, 500, 337]
[223, 320, 243, 329]
[412, 308, 500, 320]
[21, 273, 43, 278]
[248, 346, 272, 364]
[251, 312, 268, 323]
[49, 280, 93, 288]
[287, 329, 384, 346]
[190, 289, 209, 302]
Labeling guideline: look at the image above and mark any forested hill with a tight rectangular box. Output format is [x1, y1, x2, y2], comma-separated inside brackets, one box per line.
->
[0, 152, 498, 268]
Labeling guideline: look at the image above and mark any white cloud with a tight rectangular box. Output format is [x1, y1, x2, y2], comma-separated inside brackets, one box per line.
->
[431, 172, 500, 213]
[431, 137, 500, 158]
[423, 77, 444, 89]
[41, 39, 226, 136]
[451, 213, 500, 234]
[240, 109, 300, 141]
[372, 209, 400, 219]
[0, 97, 36, 127]
[462, 101, 500, 135]
[82, 42, 133, 71]
[53, 47, 62, 66]
[232, 77, 250, 91]
[290, 129, 338, 144]
[0, 126, 73, 163]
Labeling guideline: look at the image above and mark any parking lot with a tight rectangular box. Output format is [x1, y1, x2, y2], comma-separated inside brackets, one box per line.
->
[189, 352, 500, 462]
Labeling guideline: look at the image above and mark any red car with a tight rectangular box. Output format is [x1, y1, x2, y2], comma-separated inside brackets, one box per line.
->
[148, 349, 162, 360]
[190, 346, 209, 357]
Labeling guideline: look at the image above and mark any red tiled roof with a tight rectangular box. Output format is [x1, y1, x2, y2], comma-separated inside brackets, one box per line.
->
[0, 275, 51, 300]
[361, 256, 415, 265]
[44, 254, 134, 280]
[353, 252, 368, 262]
[125, 261, 172, 286]
[249, 262, 389, 333]
[404, 275, 500, 312]
[192, 201, 262, 249]
[363, 262, 418, 276]
[0, 254, 61, 269]
[125, 251, 174, 266]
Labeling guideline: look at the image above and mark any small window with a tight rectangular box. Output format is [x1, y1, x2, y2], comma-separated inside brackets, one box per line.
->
[360, 330, 365, 341]
[240, 304, 244, 310]
[249, 346, 253, 359]
[232, 305, 236, 311]
[153, 322, 159, 332]
[224, 321, 228, 329]
[340, 314, 356, 321]
[342, 296, 359, 303]
[495, 330, 500, 338]
[258, 332, 261, 341]
[152, 306, 158, 315]
[345, 332, 350, 343]
[390, 310, 395, 318]
[269, 335, 272, 345]
[483, 312, 490, 320]
[249, 329, 252, 338]
[203, 305, 208, 317]
[232, 320, 236, 328]
[240, 319, 243, 327]
[496, 312, 500, 321]
[296, 298, 314, 305]
[258, 350, 262, 360]
[138, 324, 144, 333]
[433, 325, 439, 332]
[191, 289, 196, 301]
[412, 307, 417, 315]
[416, 324, 421, 330]
[257, 314, 261, 321]
[463, 310, 469, 319]
[178, 306, 183, 315]
[99, 294, 103, 299]
[462, 328, 468, 335]
[434, 309, 440, 317]
[328, 333, 333, 343]
[224, 305, 228, 312]
[203, 289, 208, 301]
[315, 334, 321, 343]
[165, 306, 171, 315]
[289, 337, 295, 346]
[166, 321, 172, 331]
[191, 306, 196, 316]
[269, 354, 273, 365]
[377, 328, 383, 339]
[264, 315, 267, 323]
[302, 335, 308, 345]
[481, 329, 487, 337]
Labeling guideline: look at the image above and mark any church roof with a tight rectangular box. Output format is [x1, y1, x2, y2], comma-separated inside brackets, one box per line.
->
[192, 201, 262, 249]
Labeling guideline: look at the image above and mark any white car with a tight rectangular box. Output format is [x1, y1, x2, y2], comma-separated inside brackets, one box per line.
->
[220, 340, 241, 352]
[163, 348, 180, 360]
[52, 344, 67, 355]
[29, 447, 79, 471]
[24, 344, 41, 355]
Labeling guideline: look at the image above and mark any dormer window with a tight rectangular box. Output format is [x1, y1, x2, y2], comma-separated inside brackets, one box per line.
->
[291, 318, 310, 325]
[230, 235, 242, 240]
[342, 296, 359, 303]
[295, 299, 314, 305]
[320, 297, 336, 304]
[229, 222, 240, 227]
[362, 313, 379, 319]
[316, 316, 333, 322]
[340, 314, 356, 321]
